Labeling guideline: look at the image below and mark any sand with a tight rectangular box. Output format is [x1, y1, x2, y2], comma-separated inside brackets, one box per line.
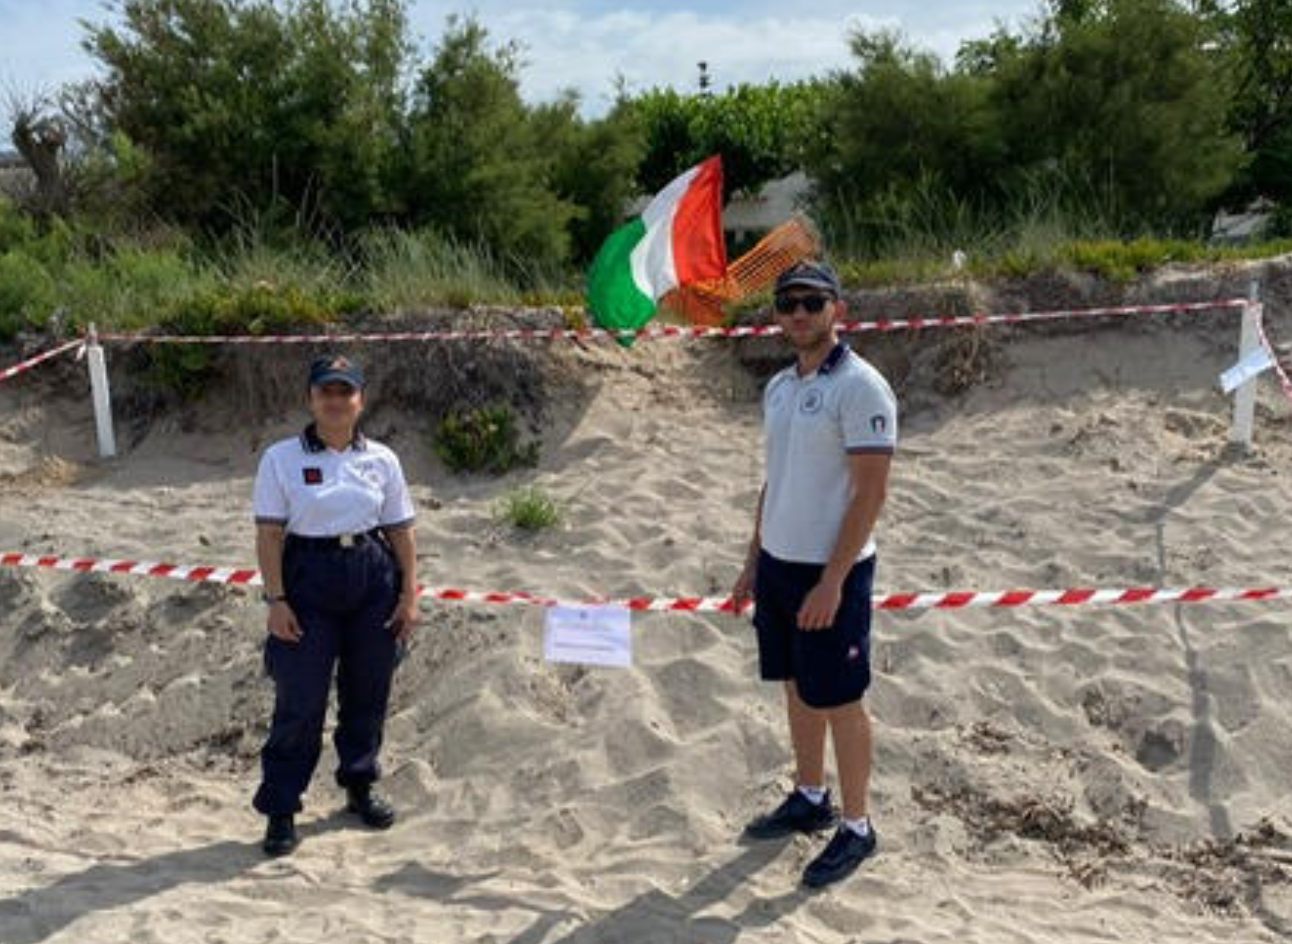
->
[1, 279, 1291, 943]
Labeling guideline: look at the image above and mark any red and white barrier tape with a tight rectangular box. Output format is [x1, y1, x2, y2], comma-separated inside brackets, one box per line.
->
[2, 551, 1286, 614]
[0, 300, 1253, 388]
[0, 300, 1249, 390]
[1255, 310, 1292, 406]
[94, 299, 1247, 346]
[0, 339, 83, 385]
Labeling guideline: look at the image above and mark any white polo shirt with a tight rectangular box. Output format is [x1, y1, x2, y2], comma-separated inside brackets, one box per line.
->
[761, 343, 897, 564]
[253, 425, 416, 537]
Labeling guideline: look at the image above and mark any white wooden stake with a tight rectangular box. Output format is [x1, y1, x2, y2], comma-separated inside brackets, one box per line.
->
[86, 323, 117, 458]
[1229, 281, 1262, 450]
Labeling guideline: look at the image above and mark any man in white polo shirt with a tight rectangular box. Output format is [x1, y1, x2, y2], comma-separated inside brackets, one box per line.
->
[731, 259, 896, 889]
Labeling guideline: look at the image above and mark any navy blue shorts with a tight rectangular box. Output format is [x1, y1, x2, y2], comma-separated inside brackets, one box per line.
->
[753, 550, 875, 709]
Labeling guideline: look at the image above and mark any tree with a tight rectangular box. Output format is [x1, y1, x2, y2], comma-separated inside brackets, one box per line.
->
[83, 0, 409, 233]
[535, 95, 645, 263]
[627, 81, 827, 198]
[396, 17, 577, 269]
[7, 95, 69, 216]
[805, 30, 1007, 247]
[1226, 0, 1292, 205]
[809, 2, 1240, 245]
[990, 0, 1239, 229]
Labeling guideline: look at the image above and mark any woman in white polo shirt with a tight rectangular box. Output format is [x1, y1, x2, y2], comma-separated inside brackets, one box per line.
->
[251, 354, 419, 857]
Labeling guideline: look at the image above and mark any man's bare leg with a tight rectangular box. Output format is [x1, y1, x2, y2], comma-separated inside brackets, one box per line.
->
[826, 700, 872, 820]
[786, 680, 828, 788]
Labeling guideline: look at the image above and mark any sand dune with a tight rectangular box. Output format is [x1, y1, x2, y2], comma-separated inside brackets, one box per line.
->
[1, 273, 1291, 943]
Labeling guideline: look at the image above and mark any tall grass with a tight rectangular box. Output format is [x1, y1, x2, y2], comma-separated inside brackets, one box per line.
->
[823, 172, 1122, 276]
[5, 188, 1292, 343]
[821, 174, 1292, 285]
[212, 222, 354, 299]
[361, 228, 525, 310]
[0, 195, 585, 341]
[361, 228, 581, 311]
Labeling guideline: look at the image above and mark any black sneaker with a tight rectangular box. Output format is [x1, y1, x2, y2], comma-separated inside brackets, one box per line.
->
[346, 784, 396, 829]
[743, 789, 838, 840]
[262, 814, 299, 857]
[802, 825, 878, 888]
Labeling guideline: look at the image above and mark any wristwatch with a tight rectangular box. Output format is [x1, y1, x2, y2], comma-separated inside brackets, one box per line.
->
[262, 593, 287, 606]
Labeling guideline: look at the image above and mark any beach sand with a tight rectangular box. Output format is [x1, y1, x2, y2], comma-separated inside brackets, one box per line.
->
[1, 289, 1291, 943]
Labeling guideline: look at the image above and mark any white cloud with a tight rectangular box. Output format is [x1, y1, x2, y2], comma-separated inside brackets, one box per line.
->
[400, 1, 1039, 113]
[473, 9, 895, 112]
[0, 0, 1040, 135]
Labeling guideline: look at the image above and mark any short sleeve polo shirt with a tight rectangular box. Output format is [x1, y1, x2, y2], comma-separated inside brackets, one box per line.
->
[253, 425, 416, 537]
[760, 343, 897, 564]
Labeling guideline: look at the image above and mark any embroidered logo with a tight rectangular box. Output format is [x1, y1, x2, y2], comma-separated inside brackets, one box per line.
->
[302, 467, 323, 485]
[800, 389, 824, 415]
[847, 645, 861, 661]
[870, 414, 887, 434]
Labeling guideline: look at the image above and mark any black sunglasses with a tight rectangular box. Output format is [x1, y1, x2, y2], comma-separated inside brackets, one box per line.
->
[773, 294, 831, 315]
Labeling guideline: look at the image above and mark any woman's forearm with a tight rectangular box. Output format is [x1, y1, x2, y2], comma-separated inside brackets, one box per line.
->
[384, 527, 418, 597]
[256, 524, 287, 597]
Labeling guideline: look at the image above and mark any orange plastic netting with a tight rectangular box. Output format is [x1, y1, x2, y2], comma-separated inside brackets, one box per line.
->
[660, 215, 821, 326]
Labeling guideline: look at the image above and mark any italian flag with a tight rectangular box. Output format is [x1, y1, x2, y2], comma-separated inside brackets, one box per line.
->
[586, 156, 727, 333]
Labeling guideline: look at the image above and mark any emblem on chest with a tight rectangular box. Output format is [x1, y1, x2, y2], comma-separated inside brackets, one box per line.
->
[799, 389, 825, 415]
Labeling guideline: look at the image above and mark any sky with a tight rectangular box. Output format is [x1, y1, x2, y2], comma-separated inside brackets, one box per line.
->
[0, 0, 1041, 135]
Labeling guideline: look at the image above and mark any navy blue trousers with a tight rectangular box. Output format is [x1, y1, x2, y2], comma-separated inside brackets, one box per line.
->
[253, 537, 400, 816]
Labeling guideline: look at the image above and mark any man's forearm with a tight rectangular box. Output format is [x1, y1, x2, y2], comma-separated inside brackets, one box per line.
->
[821, 487, 886, 586]
[746, 483, 767, 565]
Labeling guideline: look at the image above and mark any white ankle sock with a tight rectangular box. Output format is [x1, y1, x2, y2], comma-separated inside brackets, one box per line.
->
[797, 784, 827, 805]
[843, 816, 871, 837]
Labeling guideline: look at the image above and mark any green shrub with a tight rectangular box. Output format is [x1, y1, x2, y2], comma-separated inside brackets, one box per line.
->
[57, 248, 199, 331]
[433, 406, 539, 474]
[836, 257, 946, 288]
[145, 344, 217, 401]
[0, 251, 58, 340]
[494, 485, 562, 530]
[0, 198, 38, 254]
[162, 279, 347, 336]
[147, 280, 351, 399]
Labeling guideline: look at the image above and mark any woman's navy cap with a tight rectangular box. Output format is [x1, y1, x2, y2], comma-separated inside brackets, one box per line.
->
[308, 355, 365, 389]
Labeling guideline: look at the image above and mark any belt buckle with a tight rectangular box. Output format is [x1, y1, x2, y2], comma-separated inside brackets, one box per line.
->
[339, 533, 356, 548]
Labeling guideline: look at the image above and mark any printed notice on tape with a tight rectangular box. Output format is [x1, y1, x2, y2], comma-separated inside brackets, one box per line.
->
[1220, 345, 1276, 393]
[544, 605, 632, 668]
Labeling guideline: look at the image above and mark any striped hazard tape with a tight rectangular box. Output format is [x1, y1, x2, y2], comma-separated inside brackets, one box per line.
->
[2, 551, 1286, 615]
[0, 340, 83, 385]
[1, 299, 1249, 386]
[94, 299, 1247, 346]
[1255, 309, 1292, 407]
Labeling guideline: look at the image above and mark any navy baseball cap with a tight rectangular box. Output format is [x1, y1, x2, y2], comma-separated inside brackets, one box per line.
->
[308, 354, 365, 390]
[774, 260, 841, 297]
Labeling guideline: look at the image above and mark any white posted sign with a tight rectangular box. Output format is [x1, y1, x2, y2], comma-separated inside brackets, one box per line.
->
[1220, 345, 1276, 394]
[543, 605, 633, 668]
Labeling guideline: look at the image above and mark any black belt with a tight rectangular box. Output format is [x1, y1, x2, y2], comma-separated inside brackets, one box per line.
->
[286, 529, 383, 550]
